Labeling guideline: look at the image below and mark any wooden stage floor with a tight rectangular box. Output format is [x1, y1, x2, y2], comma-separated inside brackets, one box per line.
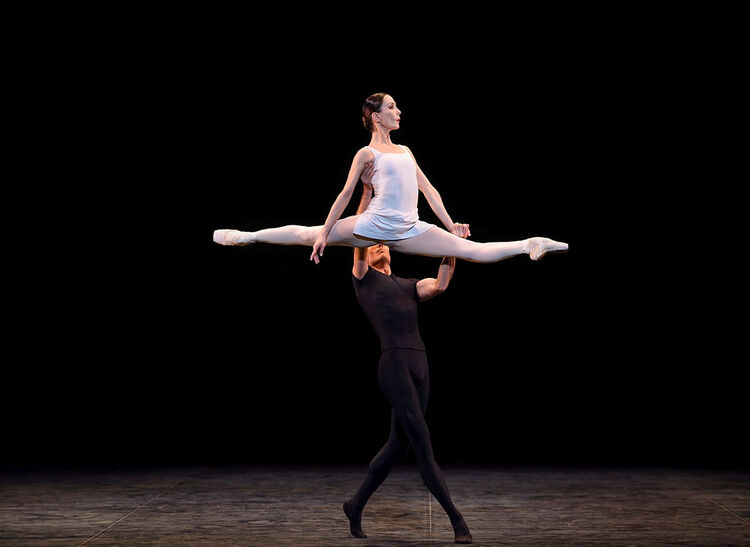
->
[1, 464, 748, 545]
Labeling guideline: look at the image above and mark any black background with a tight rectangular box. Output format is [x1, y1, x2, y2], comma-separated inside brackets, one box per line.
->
[6, 11, 742, 470]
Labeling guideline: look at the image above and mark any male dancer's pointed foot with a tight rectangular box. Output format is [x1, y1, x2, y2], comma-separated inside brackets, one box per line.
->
[527, 237, 569, 261]
[213, 229, 256, 246]
[453, 518, 473, 544]
[343, 500, 367, 538]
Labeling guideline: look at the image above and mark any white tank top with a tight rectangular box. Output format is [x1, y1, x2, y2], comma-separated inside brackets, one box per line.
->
[352, 145, 435, 241]
[366, 145, 419, 214]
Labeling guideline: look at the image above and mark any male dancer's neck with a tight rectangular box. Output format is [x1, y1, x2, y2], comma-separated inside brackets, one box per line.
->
[372, 264, 392, 276]
[369, 258, 392, 276]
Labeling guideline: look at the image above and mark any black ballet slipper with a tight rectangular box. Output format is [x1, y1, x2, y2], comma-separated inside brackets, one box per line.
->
[343, 500, 367, 538]
[453, 518, 473, 544]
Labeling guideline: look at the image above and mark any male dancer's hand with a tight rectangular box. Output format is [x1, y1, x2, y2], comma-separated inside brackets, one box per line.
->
[361, 162, 375, 189]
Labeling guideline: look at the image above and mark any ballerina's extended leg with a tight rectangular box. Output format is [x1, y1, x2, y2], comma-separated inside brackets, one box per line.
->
[213, 216, 372, 248]
[393, 228, 568, 263]
[213, 225, 320, 246]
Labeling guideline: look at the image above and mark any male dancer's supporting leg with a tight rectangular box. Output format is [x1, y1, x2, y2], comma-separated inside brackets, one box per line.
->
[344, 410, 406, 538]
[345, 349, 472, 543]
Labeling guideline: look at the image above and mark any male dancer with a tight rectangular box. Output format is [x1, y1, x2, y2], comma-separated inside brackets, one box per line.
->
[344, 174, 473, 544]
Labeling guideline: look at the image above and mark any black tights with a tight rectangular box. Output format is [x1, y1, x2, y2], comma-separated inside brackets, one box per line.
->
[348, 348, 464, 525]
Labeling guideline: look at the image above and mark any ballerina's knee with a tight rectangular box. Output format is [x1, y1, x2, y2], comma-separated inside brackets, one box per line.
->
[298, 227, 319, 245]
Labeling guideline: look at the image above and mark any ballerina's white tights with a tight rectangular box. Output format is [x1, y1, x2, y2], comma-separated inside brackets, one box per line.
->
[216, 215, 567, 263]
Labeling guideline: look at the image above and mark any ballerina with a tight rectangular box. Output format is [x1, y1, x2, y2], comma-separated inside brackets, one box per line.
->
[213, 92, 568, 264]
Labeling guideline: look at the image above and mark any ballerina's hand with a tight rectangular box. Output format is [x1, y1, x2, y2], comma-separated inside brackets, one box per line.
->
[451, 222, 471, 239]
[310, 232, 328, 264]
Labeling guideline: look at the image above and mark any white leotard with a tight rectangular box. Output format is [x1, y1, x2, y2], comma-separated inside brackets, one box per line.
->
[353, 145, 435, 242]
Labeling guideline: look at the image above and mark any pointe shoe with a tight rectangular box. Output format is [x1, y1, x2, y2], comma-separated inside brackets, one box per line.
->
[528, 237, 569, 261]
[213, 229, 255, 246]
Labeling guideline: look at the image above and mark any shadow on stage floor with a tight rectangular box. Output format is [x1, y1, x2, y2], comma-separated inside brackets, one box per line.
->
[1, 464, 748, 545]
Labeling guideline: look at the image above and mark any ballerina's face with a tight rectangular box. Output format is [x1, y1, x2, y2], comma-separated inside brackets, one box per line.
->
[373, 95, 401, 131]
[367, 243, 391, 266]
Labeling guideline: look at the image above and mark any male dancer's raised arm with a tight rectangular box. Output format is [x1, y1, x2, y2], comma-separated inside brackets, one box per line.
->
[415, 220, 468, 301]
[353, 164, 375, 279]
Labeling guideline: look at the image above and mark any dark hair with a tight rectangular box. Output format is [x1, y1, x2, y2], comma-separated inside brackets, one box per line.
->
[361, 92, 388, 132]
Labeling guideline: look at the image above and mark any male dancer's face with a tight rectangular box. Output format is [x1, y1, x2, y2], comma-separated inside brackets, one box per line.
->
[367, 244, 391, 268]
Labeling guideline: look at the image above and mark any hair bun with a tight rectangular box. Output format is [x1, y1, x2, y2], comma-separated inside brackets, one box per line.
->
[361, 92, 387, 133]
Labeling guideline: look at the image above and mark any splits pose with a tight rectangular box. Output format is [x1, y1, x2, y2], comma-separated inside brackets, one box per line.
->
[213, 92, 569, 543]
[213, 92, 568, 263]
[342, 177, 472, 543]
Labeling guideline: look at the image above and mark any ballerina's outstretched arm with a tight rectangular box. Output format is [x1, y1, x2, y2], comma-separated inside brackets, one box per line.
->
[401, 145, 461, 236]
[393, 146, 569, 262]
[309, 148, 373, 263]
